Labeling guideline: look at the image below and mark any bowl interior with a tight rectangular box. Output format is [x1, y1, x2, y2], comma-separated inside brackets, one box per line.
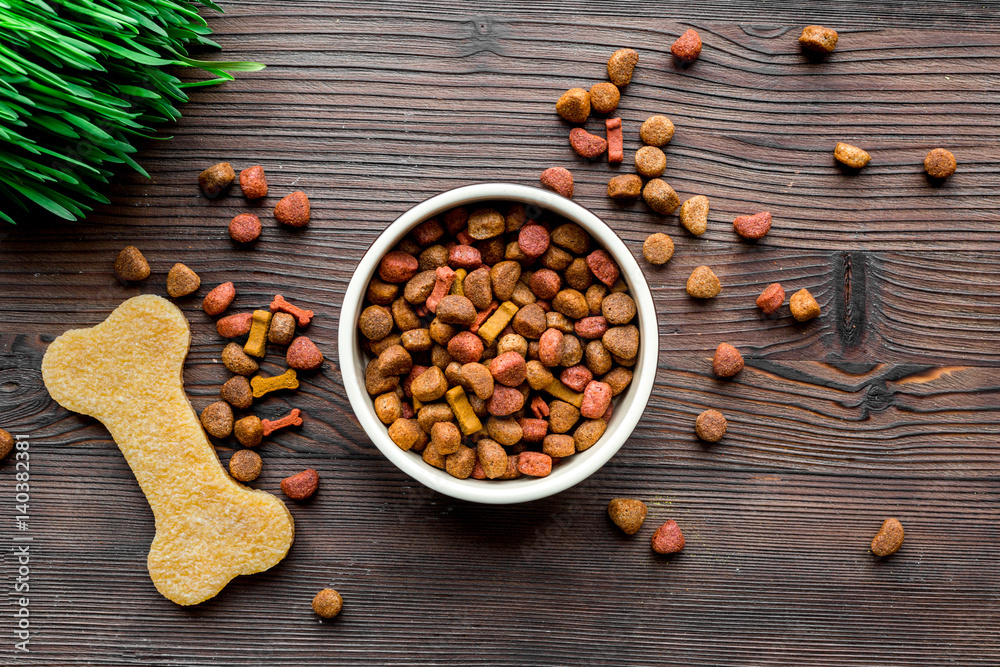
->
[338, 183, 658, 504]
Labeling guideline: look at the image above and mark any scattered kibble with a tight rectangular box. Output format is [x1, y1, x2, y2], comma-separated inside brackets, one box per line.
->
[281, 468, 319, 500]
[250, 369, 299, 398]
[634, 145, 667, 178]
[651, 520, 685, 554]
[756, 282, 785, 315]
[229, 449, 262, 482]
[0, 428, 13, 461]
[244, 310, 273, 358]
[871, 517, 904, 556]
[679, 195, 709, 235]
[217, 312, 252, 338]
[607, 48, 639, 87]
[686, 265, 721, 298]
[642, 179, 680, 215]
[642, 233, 675, 265]
[733, 211, 772, 240]
[312, 588, 343, 619]
[238, 165, 268, 200]
[274, 191, 310, 227]
[262, 408, 304, 436]
[834, 142, 871, 169]
[286, 336, 324, 371]
[671, 29, 702, 62]
[200, 401, 234, 438]
[924, 148, 956, 179]
[229, 213, 262, 243]
[114, 246, 150, 282]
[799, 25, 839, 54]
[166, 263, 200, 298]
[555, 88, 591, 123]
[234, 415, 264, 447]
[271, 294, 314, 327]
[540, 167, 574, 198]
[606, 117, 624, 164]
[198, 162, 235, 198]
[608, 174, 642, 200]
[790, 288, 821, 322]
[203, 282, 236, 316]
[639, 115, 675, 147]
[608, 498, 648, 534]
[268, 312, 297, 345]
[589, 82, 620, 114]
[695, 409, 727, 442]
[220, 375, 253, 409]
[569, 128, 608, 159]
[712, 343, 744, 378]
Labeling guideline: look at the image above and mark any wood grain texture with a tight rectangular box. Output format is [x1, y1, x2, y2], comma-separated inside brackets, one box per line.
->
[1, 2, 1000, 665]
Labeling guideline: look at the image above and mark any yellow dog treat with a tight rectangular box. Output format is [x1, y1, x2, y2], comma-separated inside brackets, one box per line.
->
[445, 385, 483, 436]
[250, 369, 299, 398]
[243, 309, 272, 358]
[450, 268, 468, 296]
[544, 379, 584, 408]
[41, 295, 294, 606]
[477, 301, 519, 347]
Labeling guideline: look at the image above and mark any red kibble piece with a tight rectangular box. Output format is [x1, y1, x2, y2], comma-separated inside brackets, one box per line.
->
[580, 380, 612, 419]
[447, 331, 484, 364]
[518, 224, 551, 259]
[517, 451, 552, 477]
[540, 167, 574, 198]
[378, 251, 419, 283]
[456, 230, 474, 247]
[425, 266, 457, 313]
[280, 466, 318, 500]
[216, 312, 252, 338]
[412, 218, 444, 246]
[229, 213, 262, 243]
[651, 520, 685, 554]
[756, 283, 785, 315]
[270, 294, 314, 327]
[286, 336, 324, 370]
[489, 351, 528, 387]
[529, 269, 561, 300]
[606, 117, 623, 164]
[262, 408, 304, 437]
[733, 212, 772, 240]
[586, 249, 620, 288]
[569, 128, 608, 159]
[203, 282, 236, 316]
[574, 316, 608, 340]
[713, 343, 745, 378]
[671, 29, 702, 62]
[448, 245, 483, 270]
[530, 395, 550, 419]
[471, 461, 487, 480]
[239, 165, 268, 200]
[518, 417, 548, 442]
[560, 365, 593, 393]
[469, 301, 499, 334]
[486, 385, 525, 416]
[274, 191, 310, 227]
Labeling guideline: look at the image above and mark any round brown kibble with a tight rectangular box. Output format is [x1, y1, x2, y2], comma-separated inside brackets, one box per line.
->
[642, 233, 674, 265]
[198, 162, 235, 198]
[871, 518, 904, 557]
[602, 292, 637, 325]
[589, 82, 620, 114]
[0, 428, 13, 461]
[924, 148, 956, 179]
[712, 343, 744, 378]
[431, 421, 462, 456]
[834, 142, 871, 169]
[312, 588, 343, 619]
[555, 88, 591, 124]
[222, 342, 259, 376]
[239, 165, 268, 200]
[268, 312, 297, 345]
[799, 25, 838, 54]
[695, 409, 727, 442]
[679, 195, 709, 235]
[229, 213, 262, 243]
[639, 116, 675, 147]
[166, 263, 201, 298]
[642, 179, 680, 215]
[634, 145, 667, 178]
[200, 401, 233, 438]
[686, 265, 721, 298]
[114, 246, 150, 282]
[229, 449, 262, 482]
[234, 415, 264, 447]
[608, 498, 647, 535]
[274, 191, 310, 227]
[359, 305, 394, 341]
[607, 174, 642, 200]
[790, 288, 821, 322]
[220, 375, 253, 409]
[607, 48, 639, 87]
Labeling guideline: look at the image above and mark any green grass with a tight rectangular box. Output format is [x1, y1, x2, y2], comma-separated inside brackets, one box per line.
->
[0, 0, 263, 223]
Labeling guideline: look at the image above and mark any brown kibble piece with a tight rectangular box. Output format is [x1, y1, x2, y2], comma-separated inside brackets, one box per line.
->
[379, 251, 419, 284]
[312, 589, 343, 619]
[477, 439, 508, 479]
[200, 401, 233, 438]
[602, 292, 636, 326]
[642, 233, 674, 266]
[607, 48, 638, 87]
[733, 212, 772, 240]
[569, 128, 608, 159]
[589, 82, 620, 114]
[799, 25, 838, 54]
[203, 282, 236, 316]
[467, 208, 505, 240]
[234, 415, 264, 447]
[679, 195, 709, 235]
[374, 393, 403, 425]
[268, 312, 296, 345]
[756, 283, 785, 315]
[114, 246, 150, 282]
[713, 343, 744, 378]
[229, 449, 262, 482]
[834, 142, 871, 169]
[871, 518, 905, 557]
[220, 375, 253, 409]
[359, 305, 394, 341]
[640, 116, 675, 147]
[0, 428, 12, 461]
[642, 179, 680, 215]
[540, 167, 574, 198]
[925, 148, 956, 179]
[686, 266, 721, 298]
[198, 162, 235, 198]
[274, 191, 310, 227]
[607, 174, 642, 199]
[608, 498, 647, 535]
[651, 520, 685, 554]
[281, 468, 319, 500]
[389, 418, 425, 451]
[671, 29, 702, 62]
[435, 295, 477, 326]
[431, 421, 462, 456]
[445, 444, 477, 479]
[166, 263, 200, 298]
[695, 409, 727, 442]
[287, 336, 324, 371]
[411, 366, 449, 402]
[229, 213, 262, 243]
[634, 145, 667, 178]
[555, 88, 591, 123]
[790, 288, 821, 322]
[239, 165, 268, 199]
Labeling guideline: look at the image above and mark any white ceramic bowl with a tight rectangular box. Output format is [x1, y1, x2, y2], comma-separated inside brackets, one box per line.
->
[338, 183, 658, 504]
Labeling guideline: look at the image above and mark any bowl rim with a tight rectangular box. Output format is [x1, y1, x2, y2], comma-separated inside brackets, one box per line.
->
[337, 183, 658, 504]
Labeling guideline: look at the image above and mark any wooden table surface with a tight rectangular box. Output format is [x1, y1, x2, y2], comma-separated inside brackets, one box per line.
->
[2, 2, 999, 664]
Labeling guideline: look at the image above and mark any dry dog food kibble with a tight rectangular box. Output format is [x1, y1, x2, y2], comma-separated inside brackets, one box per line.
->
[834, 142, 871, 168]
[229, 213, 262, 243]
[756, 283, 785, 315]
[280, 468, 319, 500]
[0, 428, 13, 461]
[569, 128, 608, 159]
[203, 282, 236, 316]
[790, 288, 821, 321]
[640, 115, 675, 147]
[217, 312, 252, 338]
[274, 191, 310, 227]
[634, 145, 667, 178]
[713, 343, 744, 378]
[679, 195, 709, 235]
[642, 233, 674, 265]
[733, 211, 772, 240]
[200, 401, 233, 438]
[166, 263, 201, 298]
[114, 246, 150, 282]
[555, 88, 591, 123]
[799, 25, 838, 53]
[221, 375, 253, 409]
[540, 167, 574, 198]
[312, 588, 343, 619]
[229, 449, 262, 482]
[608, 498, 647, 534]
[239, 165, 268, 200]
[606, 117, 624, 164]
[642, 179, 680, 215]
[925, 148, 956, 179]
[360, 202, 640, 480]
[695, 409, 727, 442]
[607, 48, 638, 87]
[651, 519, 685, 554]
[686, 265, 721, 298]
[234, 415, 264, 447]
[589, 82, 620, 114]
[286, 336, 324, 371]
[671, 29, 702, 62]
[871, 517, 904, 557]
[608, 174, 642, 200]
[198, 162, 235, 198]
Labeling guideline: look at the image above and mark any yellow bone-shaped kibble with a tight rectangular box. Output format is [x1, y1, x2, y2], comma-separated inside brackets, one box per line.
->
[243, 309, 272, 358]
[476, 300, 519, 347]
[41, 295, 294, 606]
[250, 369, 299, 398]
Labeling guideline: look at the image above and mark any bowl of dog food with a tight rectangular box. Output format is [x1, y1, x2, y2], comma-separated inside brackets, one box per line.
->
[338, 183, 658, 504]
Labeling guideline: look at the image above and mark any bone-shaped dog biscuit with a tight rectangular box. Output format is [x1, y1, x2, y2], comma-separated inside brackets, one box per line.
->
[41, 295, 294, 605]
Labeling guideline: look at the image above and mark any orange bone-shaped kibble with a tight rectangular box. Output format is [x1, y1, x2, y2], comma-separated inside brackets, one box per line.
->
[250, 369, 299, 398]
[270, 294, 313, 327]
[262, 408, 304, 437]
